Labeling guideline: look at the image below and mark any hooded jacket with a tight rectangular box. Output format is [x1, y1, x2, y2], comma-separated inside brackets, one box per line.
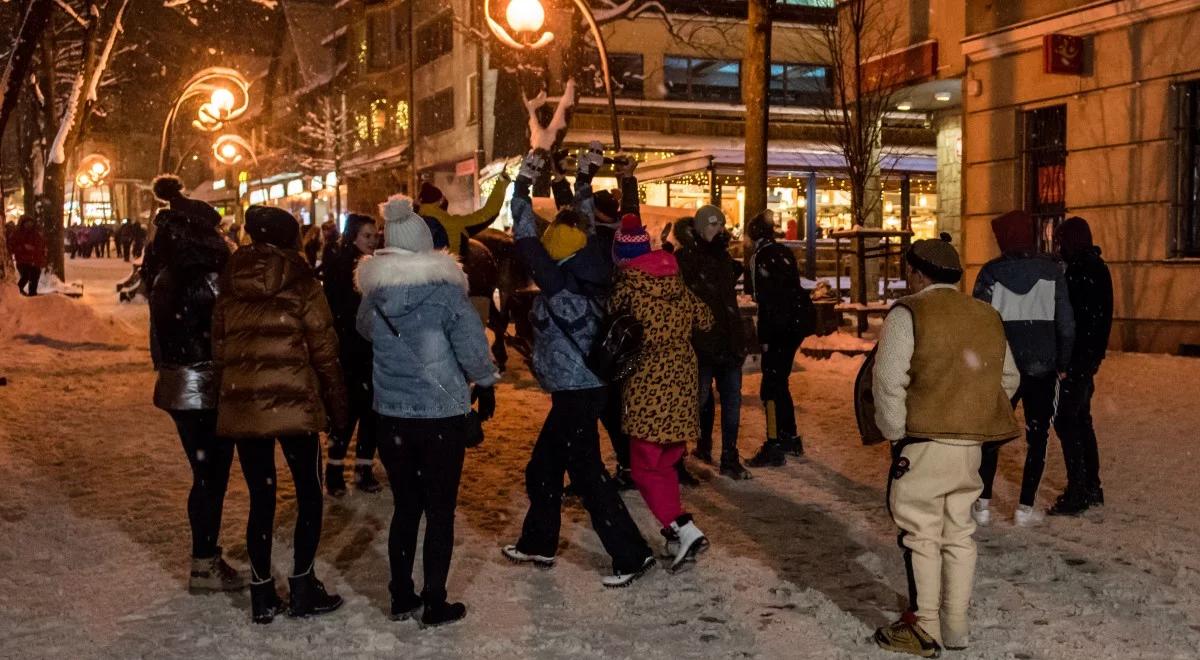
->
[356, 248, 499, 419]
[747, 237, 816, 343]
[7, 223, 46, 268]
[322, 243, 373, 382]
[611, 251, 714, 444]
[149, 210, 230, 411]
[673, 219, 747, 367]
[1061, 246, 1113, 375]
[212, 243, 349, 438]
[973, 212, 1075, 376]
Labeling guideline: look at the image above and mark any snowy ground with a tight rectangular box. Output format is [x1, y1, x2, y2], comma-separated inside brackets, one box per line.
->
[1, 258, 1198, 659]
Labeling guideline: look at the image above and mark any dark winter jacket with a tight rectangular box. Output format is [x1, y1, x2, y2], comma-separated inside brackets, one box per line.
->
[212, 243, 349, 438]
[149, 210, 230, 411]
[512, 174, 609, 392]
[747, 238, 816, 344]
[673, 220, 747, 367]
[7, 224, 46, 268]
[322, 243, 373, 383]
[1061, 246, 1112, 376]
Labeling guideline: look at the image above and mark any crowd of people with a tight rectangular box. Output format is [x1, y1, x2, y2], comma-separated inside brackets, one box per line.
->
[66, 219, 148, 261]
[138, 135, 1111, 656]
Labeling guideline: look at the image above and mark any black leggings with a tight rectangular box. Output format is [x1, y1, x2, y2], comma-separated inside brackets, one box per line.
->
[327, 371, 378, 465]
[168, 410, 235, 559]
[16, 263, 39, 296]
[980, 373, 1057, 507]
[236, 435, 324, 582]
[376, 415, 466, 606]
[760, 337, 801, 441]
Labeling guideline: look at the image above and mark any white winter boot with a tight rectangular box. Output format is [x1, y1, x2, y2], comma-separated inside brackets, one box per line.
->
[971, 499, 991, 527]
[1014, 504, 1045, 527]
[667, 515, 708, 572]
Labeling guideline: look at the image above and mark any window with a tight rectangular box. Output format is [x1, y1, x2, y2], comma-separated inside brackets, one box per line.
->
[664, 57, 741, 103]
[1022, 104, 1068, 249]
[417, 88, 455, 137]
[1177, 82, 1200, 256]
[367, 12, 391, 70]
[769, 63, 832, 106]
[415, 12, 453, 67]
[392, 3, 410, 65]
[581, 51, 644, 99]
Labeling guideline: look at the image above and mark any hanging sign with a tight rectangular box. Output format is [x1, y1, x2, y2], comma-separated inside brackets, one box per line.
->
[1043, 34, 1084, 75]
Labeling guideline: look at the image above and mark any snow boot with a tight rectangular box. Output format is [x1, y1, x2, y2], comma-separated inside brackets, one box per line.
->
[667, 515, 708, 572]
[676, 461, 701, 487]
[354, 463, 383, 494]
[325, 461, 347, 498]
[873, 617, 942, 658]
[659, 527, 680, 560]
[746, 440, 787, 468]
[390, 590, 423, 621]
[971, 498, 991, 527]
[602, 555, 656, 588]
[1014, 504, 1045, 527]
[188, 548, 249, 593]
[782, 435, 805, 458]
[1087, 486, 1105, 507]
[719, 459, 752, 481]
[286, 571, 344, 618]
[421, 601, 467, 628]
[501, 545, 556, 569]
[250, 578, 286, 625]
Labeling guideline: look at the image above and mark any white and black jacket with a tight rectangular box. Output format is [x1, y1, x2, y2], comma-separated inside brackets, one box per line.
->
[973, 253, 1075, 377]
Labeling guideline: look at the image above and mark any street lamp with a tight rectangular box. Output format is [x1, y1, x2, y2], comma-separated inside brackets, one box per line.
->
[484, 0, 621, 150]
[212, 133, 257, 167]
[159, 67, 251, 173]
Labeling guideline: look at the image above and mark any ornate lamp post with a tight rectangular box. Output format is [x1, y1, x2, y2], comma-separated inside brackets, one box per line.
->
[74, 153, 112, 223]
[212, 133, 256, 224]
[484, 0, 621, 150]
[159, 67, 251, 173]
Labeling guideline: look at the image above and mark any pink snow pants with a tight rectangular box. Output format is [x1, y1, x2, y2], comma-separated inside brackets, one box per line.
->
[630, 438, 686, 528]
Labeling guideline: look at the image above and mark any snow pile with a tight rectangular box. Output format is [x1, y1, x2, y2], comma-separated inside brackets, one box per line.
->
[803, 332, 877, 353]
[0, 285, 138, 346]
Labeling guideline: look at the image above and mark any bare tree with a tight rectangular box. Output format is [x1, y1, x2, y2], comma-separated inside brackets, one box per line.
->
[290, 92, 354, 219]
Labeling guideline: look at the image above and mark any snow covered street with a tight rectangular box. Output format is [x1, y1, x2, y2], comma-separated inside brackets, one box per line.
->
[1, 259, 1199, 659]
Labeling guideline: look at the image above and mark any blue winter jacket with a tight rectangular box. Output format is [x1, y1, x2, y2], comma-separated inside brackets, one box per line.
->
[356, 248, 500, 418]
[973, 253, 1075, 377]
[512, 175, 609, 393]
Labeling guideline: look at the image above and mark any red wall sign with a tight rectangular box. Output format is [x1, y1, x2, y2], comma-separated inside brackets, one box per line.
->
[1044, 34, 1084, 75]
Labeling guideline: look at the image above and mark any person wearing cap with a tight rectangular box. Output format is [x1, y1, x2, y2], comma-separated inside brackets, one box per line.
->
[972, 210, 1075, 527]
[356, 195, 499, 626]
[499, 149, 656, 588]
[872, 237, 1021, 657]
[415, 172, 511, 256]
[212, 205, 348, 624]
[673, 206, 751, 480]
[743, 212, 817, 468]
[1048, 217, 1112, 516]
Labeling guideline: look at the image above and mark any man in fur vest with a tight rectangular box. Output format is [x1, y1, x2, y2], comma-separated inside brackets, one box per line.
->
[871, 237, 1021, 657]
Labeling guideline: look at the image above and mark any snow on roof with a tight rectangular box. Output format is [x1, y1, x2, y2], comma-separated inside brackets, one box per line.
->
[280, 0, 346, 88]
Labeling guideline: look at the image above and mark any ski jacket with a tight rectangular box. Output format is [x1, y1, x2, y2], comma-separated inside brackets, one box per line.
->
[747, 238, 816, 344]
[7, 225, 46, 268]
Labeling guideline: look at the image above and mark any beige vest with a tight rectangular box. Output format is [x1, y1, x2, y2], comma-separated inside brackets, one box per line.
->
[895, 288, 1020, 444]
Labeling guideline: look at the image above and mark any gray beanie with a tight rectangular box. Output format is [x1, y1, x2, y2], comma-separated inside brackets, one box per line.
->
[379, 195, 433, 252]
[693, 204, 725, 235]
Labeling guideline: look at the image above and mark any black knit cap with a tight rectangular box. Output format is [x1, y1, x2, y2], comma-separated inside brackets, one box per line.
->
[245, 205, 300, 249]
[906, 236, 963, 284]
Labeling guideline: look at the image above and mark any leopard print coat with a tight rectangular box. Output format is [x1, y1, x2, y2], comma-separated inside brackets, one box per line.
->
[611, 253, 714, 444]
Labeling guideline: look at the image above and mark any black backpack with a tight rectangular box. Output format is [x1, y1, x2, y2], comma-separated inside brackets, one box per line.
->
[545, 301, 644, 383]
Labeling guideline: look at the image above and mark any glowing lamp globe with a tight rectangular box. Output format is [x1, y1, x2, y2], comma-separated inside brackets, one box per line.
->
[220, 143, 239, 160]
[76, 173, 93, 188]
[90, 161, 106, 177]
[210, 87, 236, 118]
[506, 0, 545, 34]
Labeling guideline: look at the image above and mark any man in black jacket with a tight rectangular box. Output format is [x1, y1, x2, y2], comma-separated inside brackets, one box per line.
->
[1048, 217, 1112, 516]
[744, 212, 816, 467]
[675, 207, 751, 479]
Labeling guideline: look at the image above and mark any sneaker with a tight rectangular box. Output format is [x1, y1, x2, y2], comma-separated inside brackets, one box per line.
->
[390, 591, 423, 621]
[691, 448, 714, 465]
[421, 601, 467, 627]
[355, 464, 384, 494]
[286, 572, 344, 618]
[250, 578, 287, 625]
[667, 515, 708, 572]
[873, 618, 943, 658]
[325, 462, 347, 498]
[602, 555, 655, 588]
[746, 441, 786, 468]
[189, 549, 249, 593]
[1047, 491, 1090, 517]
[719, 461, 752, 481]
[971, 499, 991, 527]
[1014, 504, 1045, 527]
[501, 545, 556, 569]
[676, 461, 700, 487]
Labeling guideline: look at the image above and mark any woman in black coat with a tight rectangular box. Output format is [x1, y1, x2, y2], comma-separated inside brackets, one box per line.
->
[321, 214, 383, 495]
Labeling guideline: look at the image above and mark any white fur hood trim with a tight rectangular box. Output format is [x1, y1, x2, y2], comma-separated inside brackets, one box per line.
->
[355, 248, 468, 294]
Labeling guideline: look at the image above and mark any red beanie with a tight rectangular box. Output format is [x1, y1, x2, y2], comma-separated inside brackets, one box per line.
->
[991, 210, 1037, 254]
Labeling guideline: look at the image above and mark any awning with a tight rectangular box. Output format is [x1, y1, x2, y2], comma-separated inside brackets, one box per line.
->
[342, 144, 408, 176]
[634, 148, 937, 183]
[189, 180, 237, 205]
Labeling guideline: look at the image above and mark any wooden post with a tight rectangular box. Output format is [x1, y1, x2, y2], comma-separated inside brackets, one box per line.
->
[743, 0, 771, 265]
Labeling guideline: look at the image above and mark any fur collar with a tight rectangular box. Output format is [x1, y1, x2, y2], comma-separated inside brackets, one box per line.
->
[355, 248, 467, 294]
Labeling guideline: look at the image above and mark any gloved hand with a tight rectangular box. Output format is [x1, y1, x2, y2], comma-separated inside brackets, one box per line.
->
[577, 140, 605, 179]
[518, 150, 549, 184]
[471, 385, 496, 421]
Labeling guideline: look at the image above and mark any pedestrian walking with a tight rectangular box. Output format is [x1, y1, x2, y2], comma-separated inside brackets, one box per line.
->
[356, 196, 499, 626]
[8, 215, 46, 297]
[322, 213, 383, 496]
[972, 210, 1075, 527]
[673, 207, 751, 479]
[610, 211, 715, 572]
[871, 238, 1020, 657]
[500, 149, 656, 588]
[131, 220, 148, 259]
[1048, 217, 1112, 516]
[743, 213, 816, 467]
[212, 205, 348, 624]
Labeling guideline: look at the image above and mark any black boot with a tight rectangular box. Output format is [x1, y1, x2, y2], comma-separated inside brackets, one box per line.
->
[782, 435, 805, 458]
[1047, 490, 1090, 517]
[390, 590, 423, 621]
[325, 462, 347, 498]
[250, 578, 286, 625]
[746, 440, 787, 468]
[355, 464, 383, 493]
[421, 601, 467, 628]
[719, 459, 752, 480]
[287, 572, 344, 618]
[613, 466, 635, 492]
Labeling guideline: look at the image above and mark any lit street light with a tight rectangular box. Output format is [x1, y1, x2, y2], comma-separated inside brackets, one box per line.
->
[212, 133, 256, 167]
[159, 67, 251, 173]
[484, 0, 622, 150]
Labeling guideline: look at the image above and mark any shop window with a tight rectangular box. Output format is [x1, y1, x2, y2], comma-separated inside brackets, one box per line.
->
[392, 3, 410, 65]
[1176, 81, 1200, 256]
[581, 50, 644, 99]
[417, 88, 455, 137]
[367, 12, 391, 70]
[665, 57, 741, 103]
[415, 12, 453, 67]
[769, 63, 832, 106]
[1022, 104, 1067, 250]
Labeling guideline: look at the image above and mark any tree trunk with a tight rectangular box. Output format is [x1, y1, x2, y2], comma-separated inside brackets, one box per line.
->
[743, 0, 771, 254]
[38, 26, 64, 279]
